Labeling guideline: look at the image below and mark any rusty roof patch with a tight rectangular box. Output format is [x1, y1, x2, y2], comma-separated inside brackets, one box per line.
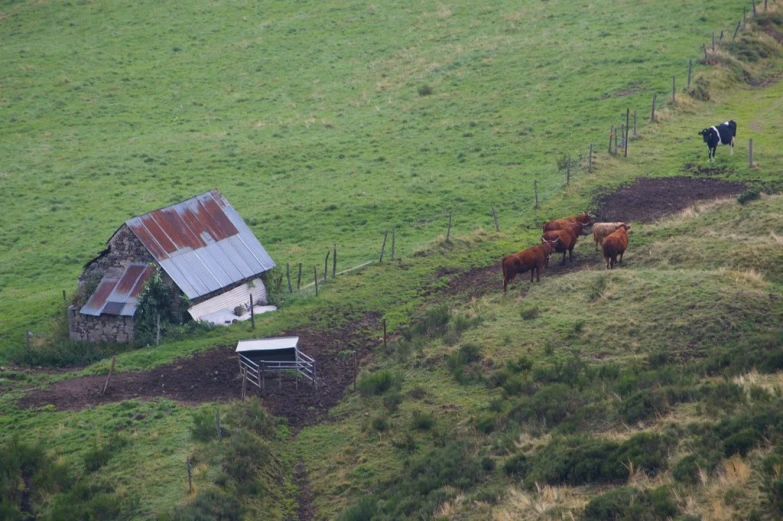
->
[80, 264, 154, 317]
[124, 190, 274, 299]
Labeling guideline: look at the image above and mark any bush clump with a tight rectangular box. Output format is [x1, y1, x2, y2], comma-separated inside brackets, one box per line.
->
[358, 370, 398, 396]
[410, 410, 434, 431]
[673, 454, 703, 484]
[581, 486, 679, 521]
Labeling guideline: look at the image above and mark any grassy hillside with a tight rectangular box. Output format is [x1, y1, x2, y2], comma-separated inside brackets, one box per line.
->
[0, 0, 762, 354]
[2, 0, 783, 520]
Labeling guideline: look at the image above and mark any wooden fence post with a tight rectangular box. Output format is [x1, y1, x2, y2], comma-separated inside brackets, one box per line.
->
[333, 245, 337, 277]
[702, 43, 708, 63]
[241, 368, 247, 400]
[156, 314, 161, 346]
[390, 230, 395, 260]
[249, 293, 255, 329]
[614, 126, 619, 156]
[752, 0, 757, 16]
[712, 32, 715, 52]
[733, 20, 742, 40]
[687, 59, 692, 88]
[314, 266, 319, 296]
[624, 108, 630, 157]
[588, 144, 593, 172]
[102, 355, 116, 396]
[749, 139, 753, 167]
[379, 231, 388, 262]
[492, 206, 499, 231]
[765, 0, 768, 13]
[672, 76, 676, 104]
[187, 460, 193, 494]
[651, 94, 656, 122]
[534, 180, 539, 209]
[216, 409, 222, 442]
[608, 126, 614, 154]
[633, 110, 637, 137]
[446, 210, 452, 242]
[383, 318, 387, 350]
[352, 351, 357, 391]
[719, 30, 724, 45]
[323, 250, 330, 281]
[286, 263, 292, 293]
[297, 262, 302, 290]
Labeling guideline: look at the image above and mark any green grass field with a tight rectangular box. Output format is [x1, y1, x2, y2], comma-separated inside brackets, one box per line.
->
[2, 0, 783, 520]
[0, 0, 765, 355]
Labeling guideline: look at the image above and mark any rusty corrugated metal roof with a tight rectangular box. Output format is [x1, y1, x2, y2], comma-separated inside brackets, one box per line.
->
[125, 190, 275, 300]
[80, 264, 154, 317]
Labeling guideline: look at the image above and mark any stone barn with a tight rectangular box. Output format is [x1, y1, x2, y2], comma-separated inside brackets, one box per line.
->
[69, 189, 276, 344]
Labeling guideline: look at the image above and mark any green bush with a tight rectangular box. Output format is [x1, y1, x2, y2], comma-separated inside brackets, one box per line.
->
[619, 389, 668, 424]
[383, 392, 403, 413]
[581, 486, 679, 521]
[83, 435, 128, 472]
[520, 305, 540, 320]
[372, 415, 390, 432]
[169, 487, 242, 521]
[503, 453, 529, 478]
[191, 409, 219, 442]
[673, 454, 702, 484]
[358, 370, 398, 396]
[723, 429, 757, 457]
[224, 398, 276, 439]
[410, 410, 434, 431]
[737, 188, 761, 205]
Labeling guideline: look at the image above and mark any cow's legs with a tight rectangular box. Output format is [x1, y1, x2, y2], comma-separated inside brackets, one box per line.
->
[568, 248, 574, 262]
[561, 251, 567, 265]
[619, 251, 624, 264]
[731, 137, 734, 156]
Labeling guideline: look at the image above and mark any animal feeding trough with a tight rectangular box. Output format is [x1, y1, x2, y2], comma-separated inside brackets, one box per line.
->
[236, 337, 317, 393]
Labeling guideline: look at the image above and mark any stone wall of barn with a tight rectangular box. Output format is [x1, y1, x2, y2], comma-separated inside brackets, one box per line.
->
[68, 307, 136, 344]
[78, 225, 154, 289]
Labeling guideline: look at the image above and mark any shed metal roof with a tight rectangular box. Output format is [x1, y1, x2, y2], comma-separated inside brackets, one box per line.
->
[125, 190, 275, 299]
[81, 264, 154, 317]
[236, 337, 299, 353]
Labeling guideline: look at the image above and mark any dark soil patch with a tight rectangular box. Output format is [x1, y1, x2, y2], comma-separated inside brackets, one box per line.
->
[594, 176, 745, 223]
[18, 313, 382, 428]
[293, 458, 316, 521]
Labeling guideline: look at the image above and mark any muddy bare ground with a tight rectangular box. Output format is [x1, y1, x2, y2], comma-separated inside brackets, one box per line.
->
[594, 176, 745, 223]
[18, 314, 381, 428]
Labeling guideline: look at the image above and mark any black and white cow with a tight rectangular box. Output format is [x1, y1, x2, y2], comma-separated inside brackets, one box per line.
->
[699, 120, 737, 161]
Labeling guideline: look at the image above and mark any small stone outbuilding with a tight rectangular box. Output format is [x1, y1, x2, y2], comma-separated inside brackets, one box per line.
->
[69, 190, 276, 344]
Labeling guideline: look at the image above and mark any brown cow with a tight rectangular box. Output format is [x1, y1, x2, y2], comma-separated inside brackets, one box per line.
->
[602, 224, 631, 269]
[592, 222, 626, 250]
[542, 212, 593, 233]
[501, 239, 559, 292]
[541, 222, 588, 265]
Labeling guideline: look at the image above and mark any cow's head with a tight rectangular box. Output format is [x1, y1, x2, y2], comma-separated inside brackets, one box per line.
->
[540, 237, 560, 256]
[572, 221, 590, 236]
[621, 224, 632, 231]
[577, 212, 593, 225]
[699, 128, 713, 143]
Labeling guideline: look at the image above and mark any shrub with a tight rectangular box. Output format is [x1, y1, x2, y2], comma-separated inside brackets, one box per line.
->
[169, 487, 242, 521]
[417, 84, 433, 96]
[503, 453, 529, 478]
[358, 370, 398, 396]
[224, 398, 276, 439]
[582, 486, 679, 521]
[476, 413, 498, 434]
[372, 415, 390, 432]
[520, 306, 539, 320]
[737, 188, 761, 205]
[409, 305, 449, 338]
[383, 392, 403, 413]
[410, 410, 434, 431]
[481, 457, 495, 472]
[83, 436, 128, 472]
[723, 428, 757, 457]
[673, 454, 702, 484]
[260, 267, 286, 307]
[506, 356, 533, 373]
[619, 389, 668, 424]
[191, 409, 219, 442]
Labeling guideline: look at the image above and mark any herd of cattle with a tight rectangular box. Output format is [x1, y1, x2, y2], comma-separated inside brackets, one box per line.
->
[501, 213, 631, 292]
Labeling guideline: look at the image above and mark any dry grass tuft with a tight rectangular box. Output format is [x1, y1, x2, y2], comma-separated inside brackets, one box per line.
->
[492, 484, 587, 521]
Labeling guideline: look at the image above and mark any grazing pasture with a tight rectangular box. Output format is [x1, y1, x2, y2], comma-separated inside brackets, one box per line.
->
[0, 0, 756, 356]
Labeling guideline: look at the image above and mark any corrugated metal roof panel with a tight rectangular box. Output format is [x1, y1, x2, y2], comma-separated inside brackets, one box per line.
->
[124, 190, 275, 299]
[80, 264, 153, 317]
[236, 337, 299, 353]
[81, 276, 120, 316]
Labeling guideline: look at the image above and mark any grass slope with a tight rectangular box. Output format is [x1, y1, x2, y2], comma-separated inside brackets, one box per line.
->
[0, 0, 757, 355]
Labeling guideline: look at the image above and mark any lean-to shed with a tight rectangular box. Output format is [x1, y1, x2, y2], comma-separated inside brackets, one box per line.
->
[69, 189, 276, 343]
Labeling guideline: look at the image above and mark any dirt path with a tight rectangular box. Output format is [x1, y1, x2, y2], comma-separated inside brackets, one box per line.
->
[18, 313, 381, 428]
[593, 176, 745, 223]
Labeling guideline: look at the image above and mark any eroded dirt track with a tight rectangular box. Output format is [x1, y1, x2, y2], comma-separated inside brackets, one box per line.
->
[594, 176, 745, 223]
[18, 314, 381, 427]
